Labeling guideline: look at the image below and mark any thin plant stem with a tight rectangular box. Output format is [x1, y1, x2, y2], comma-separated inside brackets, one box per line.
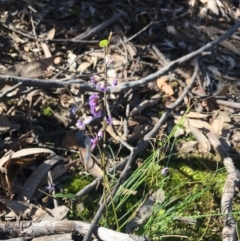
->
[101, 44, 120, 230]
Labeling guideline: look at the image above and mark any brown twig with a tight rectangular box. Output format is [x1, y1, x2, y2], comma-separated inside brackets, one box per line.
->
[72, 13, 122, 41]
[206, 132, 240, 241]
[0, 82, 22, 98]
[1, 21, 240, 94]
[215, 100, 240, 109]
[112, 21, 240, 93]
[2, 23, 99, 43]
[0, 220, 147, 241]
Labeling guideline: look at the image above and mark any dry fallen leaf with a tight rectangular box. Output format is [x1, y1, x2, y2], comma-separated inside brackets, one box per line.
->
[207, 0, 219, 15]
[198, 6, 208, 19]
[77, 61, 92, 74]
[188, 123, 211, 152]
[160, 82, 174, 96]
[211, 111, 230, 136]
[47, 27, 56, 40]
[54, 56, 62, 65]
[157, 76, 169, 88]
[187, 118, 214, 132]
[174, 116, 214, 133]
[156, 76, 174, 95]
[177, 140, 198, 153]
[126, 42, 137, 58]
[67, 51, 77, 72]
[0, 148, 56, 196]
[185, 112, 210, 119]
[41, 42, 52, 58]
[105, 125, 121, 143]
[189, 0, 197, 6]
[18, 155, 61, 202]
[60, 131, 80, 150]
[2, 57, 56, 78]
[35, 205, 69, 221]
[0, 198, 42, 220]
[79, 136, 103, 178]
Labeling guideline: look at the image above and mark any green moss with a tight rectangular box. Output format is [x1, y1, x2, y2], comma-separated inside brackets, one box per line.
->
[58, 142, 230, 241]
[62, 175, 99, 221]
[130, 152, 227, 240]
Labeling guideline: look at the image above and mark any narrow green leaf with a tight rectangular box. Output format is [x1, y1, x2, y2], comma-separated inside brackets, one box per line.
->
[54, 193, 78, 199]
[237, 220, 240, 240]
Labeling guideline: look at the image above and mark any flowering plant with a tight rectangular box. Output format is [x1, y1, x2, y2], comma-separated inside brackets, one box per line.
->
[72, 36, 116, 151]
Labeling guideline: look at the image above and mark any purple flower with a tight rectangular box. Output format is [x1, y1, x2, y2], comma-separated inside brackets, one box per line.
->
[90, 76, 97, 85]
[71, 106, 77, 115]
[97, 84, 107, 92]
[89, 93, 99, 106]
[161, 167, 169, 176]
[76, 120, 85, 129]
[111, 79, 118, 87]
[98, 130, 104, 139]
[106, 117, 113, 124]
[91, 136, 99, 150]
[90, 105, 101, 117]
[46, 183, 55, 192]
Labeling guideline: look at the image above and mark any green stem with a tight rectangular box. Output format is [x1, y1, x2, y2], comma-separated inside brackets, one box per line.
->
[101, 45, 120, 230]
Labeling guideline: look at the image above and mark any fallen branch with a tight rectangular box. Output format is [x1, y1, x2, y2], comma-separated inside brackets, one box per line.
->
[113, 21, 240, 93]
[0, 21, 239, 94]
[72, 13, 122, 41]
[0, 76, 91, 90]
[207, 132, 240, 241]
[0, 220, 146, 241]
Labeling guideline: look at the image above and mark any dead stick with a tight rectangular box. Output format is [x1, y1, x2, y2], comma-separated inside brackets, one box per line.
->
[0, 220, 146, 241]
[112, 21, 240, 92]
[206, 132, 240, 241]
[0, 21, 239, 92]
[72, 13, 122, 41]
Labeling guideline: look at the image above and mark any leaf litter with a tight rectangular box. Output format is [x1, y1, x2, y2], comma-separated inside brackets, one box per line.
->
[0, 0, 240, 240]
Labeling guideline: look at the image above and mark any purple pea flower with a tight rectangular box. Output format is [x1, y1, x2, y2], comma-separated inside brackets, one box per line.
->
[97, 84, 107, 92]
[76, 120, 85, 129]
[89, 93, 99, 106]
[161, 167, 169, 176]
[106, 117, 113, 124]
[111, 79, 118, 87]
[46, 183, 55, 192]
[91, 136, 99, 150]
[71, 106, 77, 115]
[90, 105, 101, 117]
[90, 76, 97, 85]
[98, 130, 104, 139]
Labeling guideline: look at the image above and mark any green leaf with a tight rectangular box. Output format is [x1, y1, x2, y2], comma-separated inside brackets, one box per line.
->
[99, 39, 109, 48]
[237, 220, 240, 240]
[54, 193, 78, 199]
[43, 106, 52, 116]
